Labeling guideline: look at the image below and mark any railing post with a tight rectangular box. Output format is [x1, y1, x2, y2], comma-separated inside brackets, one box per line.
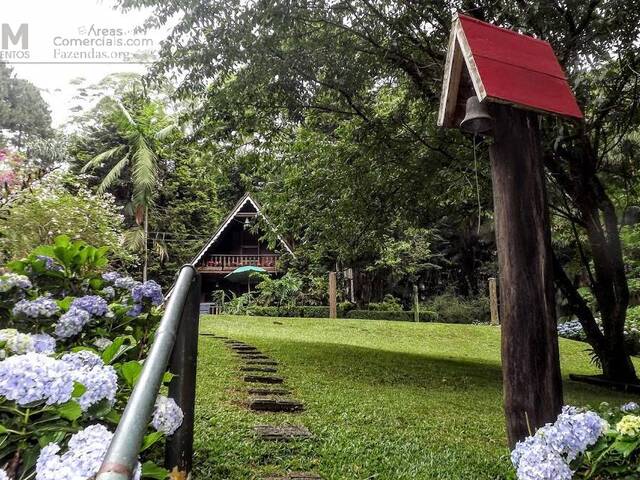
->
[165, 272, 201, 475]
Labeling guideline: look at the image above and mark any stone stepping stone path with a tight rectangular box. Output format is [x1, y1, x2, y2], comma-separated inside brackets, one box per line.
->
[213, 337, 322, 479]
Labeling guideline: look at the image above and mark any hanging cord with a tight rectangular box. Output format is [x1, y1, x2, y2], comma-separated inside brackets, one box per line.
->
[473, 133, 482, 235]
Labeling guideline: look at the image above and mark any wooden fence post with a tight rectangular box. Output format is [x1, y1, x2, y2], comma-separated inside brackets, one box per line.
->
[413, 285, 420, 322]
[488, 278, 499, 325]
[329, 272, 337, 319]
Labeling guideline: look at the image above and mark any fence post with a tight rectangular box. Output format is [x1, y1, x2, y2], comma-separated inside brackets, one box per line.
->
[329, 272, 337, 319]
[488, 277, 499, 325]
[413, 285, 420, 322]
[165, 272, 201, 475]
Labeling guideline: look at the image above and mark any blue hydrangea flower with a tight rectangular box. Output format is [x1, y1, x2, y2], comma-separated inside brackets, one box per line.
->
[132, 280, 163, 306]
[152, 395, 184, 435]
[0, 353, 74, 406]
[36, 424, 141, 480]
[114, 276, 138, 290]
[31, 333, 56, 354]
[622, 402, 639, 413]
[515, 441, 573, 480]
[101, 271, 121, 283]
[36, 255, 63, 272]
[13, 297, 60, 319]
[71, 295, 108, 316]
[0, 273, 32, 293]
[60, 351, 116, 411]
[54, 307, 91, 338]
[101, 286, 116, 299]
[127, 303, 144, 318]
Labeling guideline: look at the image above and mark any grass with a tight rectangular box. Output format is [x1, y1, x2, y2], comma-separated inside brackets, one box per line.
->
[193, 316, 638, 480]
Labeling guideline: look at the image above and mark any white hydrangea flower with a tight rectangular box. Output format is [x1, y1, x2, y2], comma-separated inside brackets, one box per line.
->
[0, 329, 34, 354]
[0, 468, 8, 480]
[152, 395, 184, 435]
[93, 338, 113, 351]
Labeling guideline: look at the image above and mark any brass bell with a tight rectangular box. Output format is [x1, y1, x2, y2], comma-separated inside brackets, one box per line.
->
[460, 95, 493, 135]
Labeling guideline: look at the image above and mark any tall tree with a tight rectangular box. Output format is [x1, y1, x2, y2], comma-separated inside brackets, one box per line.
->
[81, 96, 176, 281]
[119, 0, 640, 381]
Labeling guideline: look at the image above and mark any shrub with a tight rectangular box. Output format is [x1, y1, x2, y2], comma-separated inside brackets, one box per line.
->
[421, 293, 490, 324]
[346, 310, 436, 322]
[367, 294, 403, 311]
[511, 403, 640, 479]
[299, 306, 330, 318]
[0, 236, 174, 479]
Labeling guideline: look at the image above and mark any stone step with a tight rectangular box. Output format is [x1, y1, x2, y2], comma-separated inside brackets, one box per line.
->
[254, 424, 312, 441]
[248, 387, 291, 396]
[249, 397, 304, 413]
[231, 345, 259, 352]
[241, 366, 278, 373]
[245, 360, 278, 366]
[244, 375, 284, 384]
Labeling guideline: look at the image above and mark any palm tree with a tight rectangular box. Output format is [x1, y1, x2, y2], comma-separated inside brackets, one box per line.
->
[82, 98, 176, 281]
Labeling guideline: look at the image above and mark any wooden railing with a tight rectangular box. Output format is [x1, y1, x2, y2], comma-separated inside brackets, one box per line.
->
[198, 254, 279, 272]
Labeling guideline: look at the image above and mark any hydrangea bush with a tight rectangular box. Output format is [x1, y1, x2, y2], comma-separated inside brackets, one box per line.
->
[557, 312, 640, 356]
[512, 403, 640, 479]
[0, 236, 181, 479]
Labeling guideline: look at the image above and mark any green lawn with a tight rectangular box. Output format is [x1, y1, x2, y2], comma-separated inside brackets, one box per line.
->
[193, 316, 638, 480]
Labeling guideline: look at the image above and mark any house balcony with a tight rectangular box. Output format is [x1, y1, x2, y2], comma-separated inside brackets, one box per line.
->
[197, 254, 280, 274]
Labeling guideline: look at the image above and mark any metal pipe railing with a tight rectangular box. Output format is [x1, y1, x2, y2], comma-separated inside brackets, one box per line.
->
[97, 265, 200, 480]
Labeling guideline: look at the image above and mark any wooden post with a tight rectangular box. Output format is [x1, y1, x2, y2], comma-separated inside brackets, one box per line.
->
[413, 285, 420, 322]
[488, 278, 499, 325]
[489, 104, 563, 447]
[329, 272, 337, 319]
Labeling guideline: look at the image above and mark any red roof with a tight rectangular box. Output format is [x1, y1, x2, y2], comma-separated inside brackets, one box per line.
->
[438, 14, 583, 126]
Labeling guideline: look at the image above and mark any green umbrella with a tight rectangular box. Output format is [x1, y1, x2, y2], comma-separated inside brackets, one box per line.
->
[224, 265, 267, 293]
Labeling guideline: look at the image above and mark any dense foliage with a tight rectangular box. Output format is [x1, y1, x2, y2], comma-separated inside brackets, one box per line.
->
[0, 236, 178, 479]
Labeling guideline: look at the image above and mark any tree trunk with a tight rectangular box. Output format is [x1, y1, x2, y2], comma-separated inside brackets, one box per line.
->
[545, 138, 638, 384]
[143, 206, 149, 283]
[489, 104, 563, 448]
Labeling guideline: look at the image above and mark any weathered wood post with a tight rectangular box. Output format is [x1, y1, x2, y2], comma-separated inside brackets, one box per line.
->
[438, 13, 583, 447]
[488, 278, 499, 325]
[413, 285, 420, 322]
[329, 272, 337, 319]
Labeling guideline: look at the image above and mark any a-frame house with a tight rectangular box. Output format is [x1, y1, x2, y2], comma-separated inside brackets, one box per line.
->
[189, 193, 294, 312]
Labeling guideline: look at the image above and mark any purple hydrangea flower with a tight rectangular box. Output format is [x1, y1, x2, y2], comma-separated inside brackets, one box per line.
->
[54, 307, 91, 338]
[71, 295, 108, 316]
[60, 351, 104, 371]
[36, 424, 141, 480]
[13, 297, 60, 319]
[132, 280, 163, 306]
[0, 353, 74, 406]
[152, 395, 184, 435]
[622, 402, 639, 413]
[514, 440, 573, 480]
[0, 273, 32, 292]
[101, 286, 116, 299]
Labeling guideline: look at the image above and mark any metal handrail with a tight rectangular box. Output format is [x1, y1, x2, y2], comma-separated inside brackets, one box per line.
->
[97, 265, 201, 480]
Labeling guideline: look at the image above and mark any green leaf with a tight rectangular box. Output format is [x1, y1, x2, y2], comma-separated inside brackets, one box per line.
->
[56, 401, 82, 421]
[140, 431, 164, 452]
[120, 360, 143, 387]
[72, 382, 87, 398]
[141, 461, 169, 479]
[162, 371, 175, 384]
[102, 335, 137, 365]
[0, 425, 8, 434]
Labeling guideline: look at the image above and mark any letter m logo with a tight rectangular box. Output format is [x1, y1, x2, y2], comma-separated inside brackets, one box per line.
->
[1, 24, 28, 49]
